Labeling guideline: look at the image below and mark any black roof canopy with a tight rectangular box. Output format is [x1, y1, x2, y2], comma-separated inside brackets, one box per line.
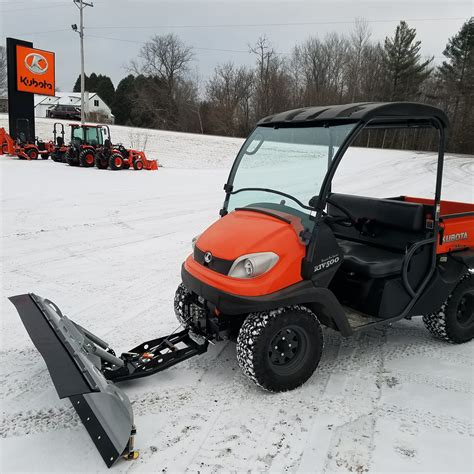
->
[257, 102, 449, 128]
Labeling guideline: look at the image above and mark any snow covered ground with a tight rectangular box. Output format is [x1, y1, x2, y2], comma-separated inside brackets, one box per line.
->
[0, 115, 473, 473]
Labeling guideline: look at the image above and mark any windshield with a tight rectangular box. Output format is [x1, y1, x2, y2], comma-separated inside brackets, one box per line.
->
[72, 127, 103, 146]
[227, 123, 357, 226]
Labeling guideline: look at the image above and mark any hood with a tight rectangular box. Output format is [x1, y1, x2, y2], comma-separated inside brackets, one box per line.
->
[195, 209, 305, 261]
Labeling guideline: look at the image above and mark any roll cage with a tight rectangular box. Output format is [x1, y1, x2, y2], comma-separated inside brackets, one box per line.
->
[220, 102, 471, 326]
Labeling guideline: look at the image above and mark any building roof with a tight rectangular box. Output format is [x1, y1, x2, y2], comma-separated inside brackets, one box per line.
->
[34, 92, 99, 107]
[257, 102, 449, 128]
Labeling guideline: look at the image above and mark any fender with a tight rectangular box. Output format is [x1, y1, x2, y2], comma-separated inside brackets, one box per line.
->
[182, 265, 353, 336]
[410, 252, 471, 316]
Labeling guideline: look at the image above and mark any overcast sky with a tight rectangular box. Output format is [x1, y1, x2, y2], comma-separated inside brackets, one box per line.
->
[1, 0, 472, 94]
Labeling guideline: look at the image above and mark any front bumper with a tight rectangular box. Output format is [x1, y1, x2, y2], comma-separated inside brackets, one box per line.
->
[181, 264, 322, 315]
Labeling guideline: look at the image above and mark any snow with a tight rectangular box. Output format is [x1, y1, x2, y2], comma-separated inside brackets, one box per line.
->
[0, 115, 473, 473]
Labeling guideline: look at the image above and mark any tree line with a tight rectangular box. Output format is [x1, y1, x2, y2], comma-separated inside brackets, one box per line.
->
[70, 17, 471, 154]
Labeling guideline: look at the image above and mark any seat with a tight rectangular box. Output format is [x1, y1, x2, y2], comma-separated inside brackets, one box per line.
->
[338, 240, 405, 278]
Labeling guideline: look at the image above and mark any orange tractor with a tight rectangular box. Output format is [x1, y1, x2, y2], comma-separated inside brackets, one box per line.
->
[14, 119, 55, 160]
[65, 123, 105, 167]
[49, 123, 69, 162]
[94, 125, 158, 171]
[1, 120, 54, 160]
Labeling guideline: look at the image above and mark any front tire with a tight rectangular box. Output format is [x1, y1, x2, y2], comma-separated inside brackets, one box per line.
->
[95, 154, 109, 169]
[26, 148, 38, 160]
[109, 153, 124, 170]
[423, 274, 474, 343]
[79, 149, 95, 167]
[237, 306, 323, 392]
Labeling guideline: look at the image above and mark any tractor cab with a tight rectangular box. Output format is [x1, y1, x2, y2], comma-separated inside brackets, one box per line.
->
[70, 123, 105, 147]
[66, 124, 109, 167]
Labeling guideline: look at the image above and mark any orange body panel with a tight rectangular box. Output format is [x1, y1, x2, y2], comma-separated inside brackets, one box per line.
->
[185, 210, 306, 297]
[404, 196, 474, 253]
[0, 128, 16, 155]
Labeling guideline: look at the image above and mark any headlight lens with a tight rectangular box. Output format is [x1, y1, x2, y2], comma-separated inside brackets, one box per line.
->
[228, 252, 279, 279]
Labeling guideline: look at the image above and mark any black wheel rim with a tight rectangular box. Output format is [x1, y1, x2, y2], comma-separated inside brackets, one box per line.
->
[457, 291, 474, 327]
[268, 325, 308, 375]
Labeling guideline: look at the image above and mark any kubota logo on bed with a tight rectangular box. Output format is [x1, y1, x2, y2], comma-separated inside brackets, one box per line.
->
[443, 232, 468, 243]
[16, 45, 55, 96]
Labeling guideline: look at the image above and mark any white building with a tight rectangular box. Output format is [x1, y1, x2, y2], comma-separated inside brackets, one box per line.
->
[34, 92, 114, 123]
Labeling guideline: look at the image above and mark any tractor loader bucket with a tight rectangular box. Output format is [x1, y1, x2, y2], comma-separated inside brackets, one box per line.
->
[9, 294, 137, 468]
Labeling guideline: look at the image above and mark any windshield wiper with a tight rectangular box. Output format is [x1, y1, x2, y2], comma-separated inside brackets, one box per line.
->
[231, 187, 313, 211]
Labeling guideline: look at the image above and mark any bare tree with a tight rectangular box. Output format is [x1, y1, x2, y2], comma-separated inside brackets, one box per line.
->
[250, 36, 291, 118]
[206, 62, 253, 136]
[133, 33, 194, 95]
[294, 33, 350, 104]
[130, 34, 196, 130]
[0, 46, 7, 93]
[346, 18, 372, 102]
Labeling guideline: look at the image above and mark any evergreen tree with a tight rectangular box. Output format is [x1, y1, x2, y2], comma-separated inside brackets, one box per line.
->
[112, 75, 135, 124]
[437, 18, 474, 153]
[95, 75, 115, 108]
[73, 74, 87, 92]
[383, 21, 433, 100]
[72, 73, 115, 107]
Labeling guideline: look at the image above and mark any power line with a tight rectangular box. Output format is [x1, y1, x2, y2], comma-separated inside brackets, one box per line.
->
[84, 17, 466, 30]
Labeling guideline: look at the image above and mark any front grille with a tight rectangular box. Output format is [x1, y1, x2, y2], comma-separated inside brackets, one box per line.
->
[194, 246, 234, 276]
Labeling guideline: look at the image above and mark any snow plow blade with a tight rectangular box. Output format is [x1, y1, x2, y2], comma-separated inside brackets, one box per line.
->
[9, 293, 137, 468]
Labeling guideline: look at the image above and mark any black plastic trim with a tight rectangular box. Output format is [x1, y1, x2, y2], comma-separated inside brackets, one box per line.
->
[181, 265, 352, 336]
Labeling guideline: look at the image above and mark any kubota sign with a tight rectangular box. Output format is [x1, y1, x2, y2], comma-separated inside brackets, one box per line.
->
[16, 45, 55, 96]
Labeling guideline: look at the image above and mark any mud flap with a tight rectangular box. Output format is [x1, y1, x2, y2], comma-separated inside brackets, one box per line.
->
[9, 293, 136, 468]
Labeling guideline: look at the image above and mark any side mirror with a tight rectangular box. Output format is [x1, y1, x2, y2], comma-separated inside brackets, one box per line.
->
[308, 196, 320, 209]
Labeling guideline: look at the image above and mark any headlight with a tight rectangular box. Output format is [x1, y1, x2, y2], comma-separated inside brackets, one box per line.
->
[191, 234, 201, 250]
[228, 252, 279, 279]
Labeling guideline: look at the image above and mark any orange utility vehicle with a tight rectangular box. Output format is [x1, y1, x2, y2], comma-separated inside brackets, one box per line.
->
[10, 102, 473, 467]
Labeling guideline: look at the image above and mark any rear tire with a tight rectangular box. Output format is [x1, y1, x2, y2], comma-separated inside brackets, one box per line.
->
[66, 149, 79, 166]
[423, 274, 474, 343]
[109, 153, 124, 170]
[237, 306, 323, 392]
[79, 149, 95, 167]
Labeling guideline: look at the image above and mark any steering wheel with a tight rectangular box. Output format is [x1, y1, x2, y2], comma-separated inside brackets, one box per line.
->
[325, 197, 357, 227]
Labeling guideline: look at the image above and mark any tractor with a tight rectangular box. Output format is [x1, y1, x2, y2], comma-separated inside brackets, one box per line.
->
[14, 119, 55, 160]
[65, 123, 106, 167]
[94, 125, 158, 171]
[49, 123, 69, 163]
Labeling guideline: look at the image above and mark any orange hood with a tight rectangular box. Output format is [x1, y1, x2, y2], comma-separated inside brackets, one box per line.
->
[195, 209, 305, 260]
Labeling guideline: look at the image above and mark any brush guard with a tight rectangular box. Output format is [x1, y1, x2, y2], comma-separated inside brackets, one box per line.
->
[9, 293, 208, 468]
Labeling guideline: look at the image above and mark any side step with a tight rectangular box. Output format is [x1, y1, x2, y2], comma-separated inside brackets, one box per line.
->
[343, 306, 385, 330]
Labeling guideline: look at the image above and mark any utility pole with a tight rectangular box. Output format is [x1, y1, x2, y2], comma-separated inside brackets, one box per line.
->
[72, 0, 93, 124]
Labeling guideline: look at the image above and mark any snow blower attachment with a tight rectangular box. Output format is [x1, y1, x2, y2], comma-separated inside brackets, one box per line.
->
[9, 293, 208, 467]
